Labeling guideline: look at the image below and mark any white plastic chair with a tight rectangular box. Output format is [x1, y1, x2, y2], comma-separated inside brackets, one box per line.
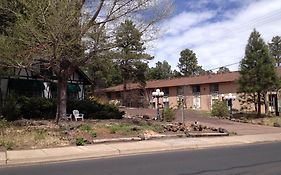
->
[73, 110, 84, 121]
[62, 113, 72, 121]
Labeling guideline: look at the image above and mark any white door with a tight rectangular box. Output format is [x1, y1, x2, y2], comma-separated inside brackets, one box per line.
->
[193, 95, 200, 109]
[210, 94, 219, 109]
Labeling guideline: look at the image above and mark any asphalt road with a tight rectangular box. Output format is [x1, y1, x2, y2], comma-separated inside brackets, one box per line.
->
[1, 142, 281, 175]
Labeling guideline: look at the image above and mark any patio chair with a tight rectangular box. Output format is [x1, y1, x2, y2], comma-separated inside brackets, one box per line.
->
[73, 110, 84, 121]
[62, 113, 72, 121]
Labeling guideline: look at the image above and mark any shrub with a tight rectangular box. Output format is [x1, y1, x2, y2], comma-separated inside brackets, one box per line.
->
[67, 99, 124, 120]
[0, 117, 9, 128]
[0, 140, 14, 150]
[34, 129, 47, 141]
[19, 97, 56, 119]
[211, 101, 229, 118]
[2, 94, 21, 121]
[107, 124, 133, 134]
[75, 137, 86, 146]
[162, 108, 176, 122]
[79, 124, 92, 132]
[90, 131, 97, 138]
[109, 125, 118, 134]
[1, 96, 124, 120]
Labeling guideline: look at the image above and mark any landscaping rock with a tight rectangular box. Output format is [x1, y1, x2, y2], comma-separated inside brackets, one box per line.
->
[142, 115, 150, 120]
[132, 118, 141, 125]
[218, 127, 228, 133]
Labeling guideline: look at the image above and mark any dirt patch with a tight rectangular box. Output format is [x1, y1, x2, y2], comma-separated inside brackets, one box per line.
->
[0, 118, 228, 150]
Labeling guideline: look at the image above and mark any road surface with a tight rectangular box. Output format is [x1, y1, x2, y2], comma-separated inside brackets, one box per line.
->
[1, 142, 281, 175]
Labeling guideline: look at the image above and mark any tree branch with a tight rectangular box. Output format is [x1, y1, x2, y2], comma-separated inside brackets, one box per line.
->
[81, 0, 105, 36]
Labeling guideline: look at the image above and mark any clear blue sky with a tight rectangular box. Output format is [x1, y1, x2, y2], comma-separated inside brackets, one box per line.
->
[147, 0, 281, 71]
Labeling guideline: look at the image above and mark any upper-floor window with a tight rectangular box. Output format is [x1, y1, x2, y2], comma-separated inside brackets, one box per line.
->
[192, 85, 200, 93]
[209, 83, 219, 93]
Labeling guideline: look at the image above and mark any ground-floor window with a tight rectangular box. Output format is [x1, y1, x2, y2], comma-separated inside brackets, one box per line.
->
[8, 79, 44, 97]
[50, 83, 81, 100]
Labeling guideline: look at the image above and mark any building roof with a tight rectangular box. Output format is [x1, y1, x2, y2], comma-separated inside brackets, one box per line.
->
[103, 67, 281, 93]
[103, 71, 239, 92]
[76, 68, 92, 85]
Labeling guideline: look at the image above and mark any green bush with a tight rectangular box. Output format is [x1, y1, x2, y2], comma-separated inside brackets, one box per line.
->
[90, 131, 97, 138]
[162, 108, 176, 122]
[107, 124, 134, 134]
[75, 137, 86, 146]
[67, 99, 124, 120]
[211, 101, 229, 118]
[18, 97, 56, 119]
[0, 117, 9, 128]
[0, 140, 14, 150]
[79, 124, 92, 132]
[2, 96, 124, 120]
[2, 94, 21, 121]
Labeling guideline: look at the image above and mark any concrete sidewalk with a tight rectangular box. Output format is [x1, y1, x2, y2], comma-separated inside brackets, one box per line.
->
[1, 132, 281, 166]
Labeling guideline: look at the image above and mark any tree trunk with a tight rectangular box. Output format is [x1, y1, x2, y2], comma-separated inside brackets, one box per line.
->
[0, 79, 2, 114]
[264, 92, 269, 115]
[257, 92, 261, 117]
[253, 93, 257, 112]
[55, 77, 68, 124]
[122, 81, 127, 106]
[143, 88, 149, 108]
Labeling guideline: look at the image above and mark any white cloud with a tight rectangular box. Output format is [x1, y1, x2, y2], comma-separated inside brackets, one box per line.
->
[161, 11, 217, 35]
[147, 0, 281, 71]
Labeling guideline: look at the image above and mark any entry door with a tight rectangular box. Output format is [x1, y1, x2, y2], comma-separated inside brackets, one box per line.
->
[269, 94, 278, 115]
[193, 95, 200, 109]
[210, 94, 219, 109]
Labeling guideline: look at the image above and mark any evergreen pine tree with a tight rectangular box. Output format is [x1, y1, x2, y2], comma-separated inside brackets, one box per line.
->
[239, 29, 279, 116]
[147, 60, 173, 80]
[115, 20, 152, 106]
[177, 49, 204, 76]
[269, 36, 281, 66]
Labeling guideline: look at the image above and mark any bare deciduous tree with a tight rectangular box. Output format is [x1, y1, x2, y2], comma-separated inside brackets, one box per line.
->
[0, 0, 173, 123]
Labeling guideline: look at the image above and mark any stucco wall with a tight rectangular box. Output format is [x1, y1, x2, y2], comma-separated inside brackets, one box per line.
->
[106, 81, 279, 114]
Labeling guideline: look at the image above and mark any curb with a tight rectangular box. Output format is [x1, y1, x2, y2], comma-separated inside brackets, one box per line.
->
[0, 152, 6, 165]
[92, 137, 142, 144]
[92, 132, 229, 144]
[2, 132, 281, 166]
[0, 133, 228, 166]
[187, 132, 229, 137]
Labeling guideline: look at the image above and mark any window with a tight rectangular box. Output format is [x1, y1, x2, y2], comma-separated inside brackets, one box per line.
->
[50, 83, 81, 99]
[192, 85, 200, 93]
[107, 92, 112, 99]
[209, 83, 219, 93]
[139, 89, 145, 96]
[8, 79, 44, 97]
[162, 88, 169, 96]
[177, 86, 184, 95]
[116, 92, 121, 98]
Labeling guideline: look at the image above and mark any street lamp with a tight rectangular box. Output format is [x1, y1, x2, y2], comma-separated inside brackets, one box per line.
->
[152, 89, 164, 120]
[224, 93, 236, 116]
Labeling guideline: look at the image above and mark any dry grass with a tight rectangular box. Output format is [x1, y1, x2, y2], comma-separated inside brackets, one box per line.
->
[260, 117, 281, 126]
[0, 118, 165, 150]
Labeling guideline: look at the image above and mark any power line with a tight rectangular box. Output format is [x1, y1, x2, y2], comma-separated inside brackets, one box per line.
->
[206, 61, 240, 72]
